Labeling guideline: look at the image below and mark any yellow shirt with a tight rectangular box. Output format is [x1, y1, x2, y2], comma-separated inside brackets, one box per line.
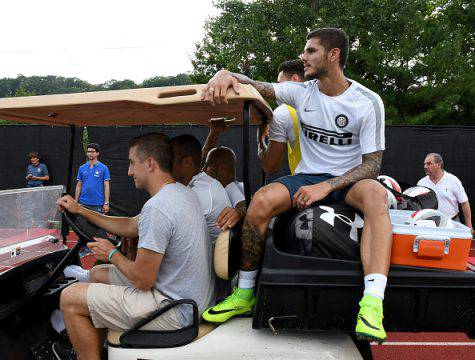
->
[286, 105, 301, 175]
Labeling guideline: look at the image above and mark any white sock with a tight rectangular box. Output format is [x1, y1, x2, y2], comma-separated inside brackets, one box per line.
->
[363, 273, 387, 300]
[64, 264, 90, 283]
[50, 309, 66, 334]
[237, 270, 258, 289]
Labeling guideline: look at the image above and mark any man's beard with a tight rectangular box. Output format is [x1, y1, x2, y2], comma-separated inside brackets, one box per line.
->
[304, 66, 328, 80]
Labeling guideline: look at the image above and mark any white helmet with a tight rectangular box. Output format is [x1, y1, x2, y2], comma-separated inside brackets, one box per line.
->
[406, 209, 454, 228]
[403, 186, 431, 197]
[378, 175, 402, 193]
[386, 190, 397, 210]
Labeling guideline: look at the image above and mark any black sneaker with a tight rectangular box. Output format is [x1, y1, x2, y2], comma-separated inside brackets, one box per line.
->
[52, 340, 77, 360]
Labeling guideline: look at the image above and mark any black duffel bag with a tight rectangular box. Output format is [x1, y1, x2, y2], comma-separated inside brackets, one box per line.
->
[274, 204, 364, 261]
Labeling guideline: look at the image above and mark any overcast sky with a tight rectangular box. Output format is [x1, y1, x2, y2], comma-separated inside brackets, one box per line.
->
[0, 0, 219, 84]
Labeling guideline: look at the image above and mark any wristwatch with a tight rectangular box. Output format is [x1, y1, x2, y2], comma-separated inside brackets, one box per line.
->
[104, 202, 110, 205]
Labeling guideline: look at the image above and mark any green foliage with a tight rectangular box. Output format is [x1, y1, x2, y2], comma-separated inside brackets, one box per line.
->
[141, 73, 192, 88]
[192, 0, 474, 125]
[0, 73, 192, 99]
[100, 79, 138, 90]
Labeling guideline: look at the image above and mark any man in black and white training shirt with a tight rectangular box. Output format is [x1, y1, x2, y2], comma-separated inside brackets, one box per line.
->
[55, 133, 213, 360]
[200, 28, 392, 344]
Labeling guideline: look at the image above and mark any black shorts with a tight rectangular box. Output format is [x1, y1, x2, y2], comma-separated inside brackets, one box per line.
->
[274, 173, 352, 204]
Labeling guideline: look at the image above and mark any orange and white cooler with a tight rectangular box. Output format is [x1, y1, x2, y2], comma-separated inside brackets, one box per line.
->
[390, 210, 473, 270]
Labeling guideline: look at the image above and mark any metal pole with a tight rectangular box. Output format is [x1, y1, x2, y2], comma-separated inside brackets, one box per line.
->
[242, 101, 251, 207]
[61, 125, 76, 241]
[66, 125, 76, 195]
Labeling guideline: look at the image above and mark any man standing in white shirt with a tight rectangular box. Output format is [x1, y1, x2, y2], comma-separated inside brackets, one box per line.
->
[417, 153, 472, 231]
[200, 28, 391, 344]
[171, 134, 232, 245]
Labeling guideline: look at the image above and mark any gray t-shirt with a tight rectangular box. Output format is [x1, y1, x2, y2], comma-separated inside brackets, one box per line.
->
[138, 183, 213, 326]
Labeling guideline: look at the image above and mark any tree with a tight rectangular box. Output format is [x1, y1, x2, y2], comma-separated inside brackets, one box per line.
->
[141, 74, 192, 88]
[100, 79, 138, 90]
[192, 0, 474, 125]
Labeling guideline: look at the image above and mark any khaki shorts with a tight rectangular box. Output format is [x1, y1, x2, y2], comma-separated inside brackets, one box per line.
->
[87, 264, 181, 331]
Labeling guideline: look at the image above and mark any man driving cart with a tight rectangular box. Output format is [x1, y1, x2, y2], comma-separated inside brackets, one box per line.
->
[54, 133, 213, 360]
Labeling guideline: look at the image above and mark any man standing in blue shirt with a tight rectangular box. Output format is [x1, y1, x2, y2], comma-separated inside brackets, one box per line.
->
[75, 143, 111, 214]
[26, 152, 49, 187]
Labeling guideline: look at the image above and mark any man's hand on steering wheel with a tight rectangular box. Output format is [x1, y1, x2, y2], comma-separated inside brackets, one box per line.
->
[87, 237, 116, 262]
[56, 195, 80, 214]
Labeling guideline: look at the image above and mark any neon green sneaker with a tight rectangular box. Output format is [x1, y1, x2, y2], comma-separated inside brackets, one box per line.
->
[355, 295, 387, 344]
[202, 288, 255, 323]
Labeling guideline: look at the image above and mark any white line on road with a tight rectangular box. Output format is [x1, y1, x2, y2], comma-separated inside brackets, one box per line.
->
[373, 342, 475, 346]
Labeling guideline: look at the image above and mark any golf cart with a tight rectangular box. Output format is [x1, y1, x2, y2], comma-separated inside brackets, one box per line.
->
[0, 86, 364, 359]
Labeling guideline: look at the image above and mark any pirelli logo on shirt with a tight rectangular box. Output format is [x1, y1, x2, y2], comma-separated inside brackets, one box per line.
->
[301, 122, 353, 146]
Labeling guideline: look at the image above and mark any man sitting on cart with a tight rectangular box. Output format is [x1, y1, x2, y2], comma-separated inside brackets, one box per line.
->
[200, 27, 392, 344]
[201, 123, 246, 229]
[55, 133, 213, 360]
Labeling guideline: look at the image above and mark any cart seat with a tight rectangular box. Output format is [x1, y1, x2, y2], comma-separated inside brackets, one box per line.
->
[107, 322, 216, 346]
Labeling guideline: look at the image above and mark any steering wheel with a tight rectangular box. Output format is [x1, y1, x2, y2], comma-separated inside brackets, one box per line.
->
[62, 209, 100, 244]
[63, 210, 122, 248]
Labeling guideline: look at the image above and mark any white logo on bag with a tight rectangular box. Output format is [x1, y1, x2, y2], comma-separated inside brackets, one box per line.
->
[295, 208, 314, 240]
[319, 206, 364, 242]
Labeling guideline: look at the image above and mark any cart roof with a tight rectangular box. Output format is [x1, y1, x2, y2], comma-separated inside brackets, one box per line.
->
[0, 84, 272, 126]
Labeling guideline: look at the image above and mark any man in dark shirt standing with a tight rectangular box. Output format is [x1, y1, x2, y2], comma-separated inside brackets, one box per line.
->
[26, 152, 49, 187]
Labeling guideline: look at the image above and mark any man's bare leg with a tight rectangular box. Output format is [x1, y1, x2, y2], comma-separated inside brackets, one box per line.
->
[344, 179, 392, 343]
[60, 283, 106, 360]
[345, 179, 392, 276]
[202, 183, 291, 322]
[240, 182, 293, 271]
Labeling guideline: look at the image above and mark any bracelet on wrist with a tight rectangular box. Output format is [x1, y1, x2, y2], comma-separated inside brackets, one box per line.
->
[108, 249, 119, 262]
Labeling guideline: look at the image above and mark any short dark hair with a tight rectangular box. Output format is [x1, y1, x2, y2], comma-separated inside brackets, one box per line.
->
[170, 135, 202, 168]
[87, 143, 101, 152]
[278, 59, 305, 80]
[28, 152, 40, 160]
[207, 146, 236, 169]
[307, 28, 349, 69]
[128, 133, 173, 173]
